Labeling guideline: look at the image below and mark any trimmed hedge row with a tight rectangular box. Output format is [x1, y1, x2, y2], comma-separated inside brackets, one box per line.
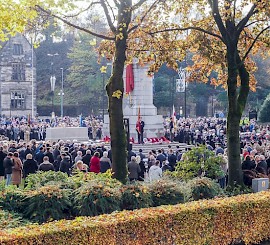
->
[1, 191, 270, 245]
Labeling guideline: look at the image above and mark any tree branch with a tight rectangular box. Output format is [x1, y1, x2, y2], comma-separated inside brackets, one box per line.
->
[210, 0, 227, 39]
[62, 2, 99, 18]
[149, 26, 224, 43]
[112, 0, 120, 7]
[128, 0, 160, 34]
[236, 4, 257, 35]
[36, 5, 114, 40]
[245, 19, 268, 28]
[100, 0, 117, 33]
[132, 0, 147, 11]
[242, 25, 270, 62]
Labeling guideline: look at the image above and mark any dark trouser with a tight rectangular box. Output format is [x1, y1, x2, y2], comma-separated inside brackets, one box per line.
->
[218, 177, 226, 189]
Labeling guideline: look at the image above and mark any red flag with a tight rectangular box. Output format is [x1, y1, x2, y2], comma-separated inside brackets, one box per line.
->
[126, 64, 134, 94]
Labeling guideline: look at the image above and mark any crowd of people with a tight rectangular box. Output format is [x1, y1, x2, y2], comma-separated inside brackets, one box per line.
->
[1, 115, 270, 188]
[0, 116, 103, 141]
[0, 140, 112, 186]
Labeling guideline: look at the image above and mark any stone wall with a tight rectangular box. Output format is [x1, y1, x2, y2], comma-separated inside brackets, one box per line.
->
[0, 34, 36, 117]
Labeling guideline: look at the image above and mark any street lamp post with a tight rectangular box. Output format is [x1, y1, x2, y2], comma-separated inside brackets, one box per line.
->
[47, 53, 59, 118]
[60, 68, 64, 118]
[100, 62, 107, 122]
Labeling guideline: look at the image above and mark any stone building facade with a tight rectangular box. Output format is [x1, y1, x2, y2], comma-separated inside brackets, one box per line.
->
[0, 34, 36, 117]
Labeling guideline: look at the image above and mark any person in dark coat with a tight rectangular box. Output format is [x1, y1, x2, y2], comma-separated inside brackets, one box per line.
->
[0, 146, 7, 181]
[100, 151, 111, 173]
[82, 150, 92, 165]
[242, 155, 256, 171]
[136, 156, 146, 181]
[38, 156, 55, 171]
[23, 153, 38, 178]
[127, 156, 141, 181]
[256, 155, 268, 175]
[3, 152, 14, 185]
[35, 147, 45, 165]
[44, 148, 54, 163]
[52, 144, 61, 161]
[168, 149, 177, 171]
[59, 155, 71, 176]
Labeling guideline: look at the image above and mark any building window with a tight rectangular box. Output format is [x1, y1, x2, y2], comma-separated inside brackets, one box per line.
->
[13, 44, 23, 55]
[11, 91, 25, 109]
[12, 63, 25, 81]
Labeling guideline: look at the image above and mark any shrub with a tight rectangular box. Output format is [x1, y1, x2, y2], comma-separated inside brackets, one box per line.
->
[0, 186, 27, 213]
[120, 183, 152, 210]
[186, 177, 224, 201]
[68, 170, 122, 189]
[24, 171, 69, 190]
[0, 209, 31, 229]
[23, 185, 72, 223]
[169, 146, 224, 181]
[146, 178, 184, 206]
[225, 184, 253, 197]
[2, 192, 270, 245]
[72, 180, 122, 217]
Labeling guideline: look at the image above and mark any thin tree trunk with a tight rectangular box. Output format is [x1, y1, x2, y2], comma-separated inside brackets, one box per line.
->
[106, 0, 132, 184]
[226, 48, 244, 186]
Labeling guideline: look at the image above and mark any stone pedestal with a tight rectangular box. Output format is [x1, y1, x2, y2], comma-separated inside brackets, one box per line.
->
[103, 63, 164, 141]
[46, 127, 89, 142]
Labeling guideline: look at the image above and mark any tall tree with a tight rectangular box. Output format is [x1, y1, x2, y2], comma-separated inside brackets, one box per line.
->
[140, 0, 270, 186]
[36, 0, 163, 183]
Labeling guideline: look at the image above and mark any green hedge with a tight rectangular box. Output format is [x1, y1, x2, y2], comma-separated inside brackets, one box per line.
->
[1, 191, 270, 244]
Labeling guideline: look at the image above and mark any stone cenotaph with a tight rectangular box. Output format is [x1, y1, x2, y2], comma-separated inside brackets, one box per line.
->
[103, 63, 164, 141]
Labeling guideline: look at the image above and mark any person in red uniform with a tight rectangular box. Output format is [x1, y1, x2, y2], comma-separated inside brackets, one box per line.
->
[89, 152, 100, 173]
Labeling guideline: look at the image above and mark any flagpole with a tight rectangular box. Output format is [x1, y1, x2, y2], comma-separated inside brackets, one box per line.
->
[31, 37, 34, 119]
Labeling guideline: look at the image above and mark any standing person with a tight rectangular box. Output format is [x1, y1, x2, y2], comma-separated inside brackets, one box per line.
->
[100, 151, 111, 173]
[0, 146, 7, 181]
[149, 160, 162, 182]
[168, 149, 177, 171]
[3, 152, 14, 186]
[12, 152, 23, 187]
[38, 156, 55, 172]
[89, 152, 100, 173]
[127, 156, 141, 181]
[35, 147, 45, 165]
[23, 153, 38, 179]
[82, 150, 92, 165]
[59, 155, 71, 176]
[136, 118, 142, 144]
[140, 118, 145, 144]
[44, 147, 54, 164]
[74, 151, 83, 163]
[136, 155, 146, 181]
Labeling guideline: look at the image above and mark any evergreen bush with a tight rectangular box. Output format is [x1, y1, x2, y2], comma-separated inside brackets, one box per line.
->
[185, 177, 224, 201]
[0, 186, 27, 213]
[24, 171, 69, 190]
[72, 180, 122, 217]
[23, 185, 72, 223]
[169, 146, 224, 181]
[0, 209, 31, 229]
[120, 183, 152, 210]
[146, 178, 184, 206]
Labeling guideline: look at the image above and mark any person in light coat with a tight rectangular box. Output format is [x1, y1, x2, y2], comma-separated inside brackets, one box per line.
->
[149, 160, 162, 182]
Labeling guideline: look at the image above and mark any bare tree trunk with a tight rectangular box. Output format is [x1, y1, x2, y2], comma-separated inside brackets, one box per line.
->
[106, 0, 132, 183]
[226, 47, 245, 186]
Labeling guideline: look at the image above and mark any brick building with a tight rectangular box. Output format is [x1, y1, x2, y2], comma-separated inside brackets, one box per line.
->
[0, 34, 36, 117]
